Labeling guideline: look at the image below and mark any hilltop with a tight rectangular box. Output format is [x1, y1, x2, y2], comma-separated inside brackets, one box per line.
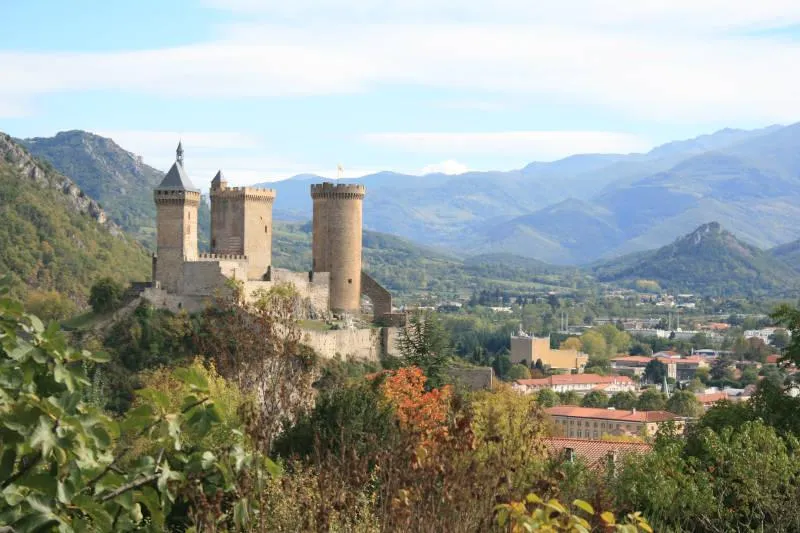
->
[0, 133, 151, 305]
[592, 222, 799, 296]
[19, 131, 210, 249]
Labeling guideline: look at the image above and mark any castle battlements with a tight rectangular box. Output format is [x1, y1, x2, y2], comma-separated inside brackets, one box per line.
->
[196, 252, 248, 261]
[310, 183, 366, 199]
[210, 186, 276, 202]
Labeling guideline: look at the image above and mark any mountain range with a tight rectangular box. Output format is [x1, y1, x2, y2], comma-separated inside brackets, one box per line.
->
[256, 123, 800, 264]
[19, 124, 800, 267]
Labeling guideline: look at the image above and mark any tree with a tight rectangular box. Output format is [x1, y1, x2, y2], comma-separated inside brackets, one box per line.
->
[740, 365, 759, 386]
[397, 311, 452, 388]
[666, 390, 704, 417]
[560, 336, 583, 351]
[687, 378, 706, 393]
[769, 328, 790, 350]
[636, 388, 667, 411]
[690, 332, 711, 349]
[734, 336, 771, 363]
[89, 277, 124, 313]
[492, 352, 513, 380]
[609, 391, 638, 410]
[596, 324, 632, 356]
[580, 330, 607, 358]
[507, 363, 532, 381]
[536, 388, 560, 407]
[644, 359, 667, 384]
[629, 342, 653, 356]
[695, 366, 710, 384]
[24, 289, 76, 321]
[583, 357, 611, 375]
[581, 390, 609, 408]
[559, 390, 581, 406]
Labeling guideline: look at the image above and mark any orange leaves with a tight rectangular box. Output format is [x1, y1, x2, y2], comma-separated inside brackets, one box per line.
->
[379, 367, 452, 454]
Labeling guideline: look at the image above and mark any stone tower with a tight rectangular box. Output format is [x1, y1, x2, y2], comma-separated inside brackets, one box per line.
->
[310, 183, 365, 314]
[154, 142, 200, 292]
[210, 172, 276, 280]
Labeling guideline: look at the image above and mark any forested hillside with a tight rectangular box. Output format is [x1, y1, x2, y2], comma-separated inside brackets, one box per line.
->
[593, 222, 800, 296]
[0, 133, 150, 306]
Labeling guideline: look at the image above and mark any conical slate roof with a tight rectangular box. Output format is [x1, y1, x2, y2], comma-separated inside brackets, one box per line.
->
[157, 161, 199, 192]
[211, 170, 225, 188]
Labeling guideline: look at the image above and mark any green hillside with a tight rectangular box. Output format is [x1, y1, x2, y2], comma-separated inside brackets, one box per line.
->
[19, 131, 211, 249]
[0, 133, 151, 306]
[593, 222, 800, 297]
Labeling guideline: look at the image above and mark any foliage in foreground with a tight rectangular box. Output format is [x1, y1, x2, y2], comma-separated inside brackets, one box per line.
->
[0, 282, 278, 532]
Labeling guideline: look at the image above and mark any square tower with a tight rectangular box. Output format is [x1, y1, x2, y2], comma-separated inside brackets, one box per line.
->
[154, 142, 200, 292]
[210, 171, 276, 280]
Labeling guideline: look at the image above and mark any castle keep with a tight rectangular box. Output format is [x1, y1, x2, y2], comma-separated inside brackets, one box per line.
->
[145, 143, 396, 330]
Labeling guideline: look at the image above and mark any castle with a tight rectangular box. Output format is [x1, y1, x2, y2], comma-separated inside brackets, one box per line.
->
[143, 143, 397, 331]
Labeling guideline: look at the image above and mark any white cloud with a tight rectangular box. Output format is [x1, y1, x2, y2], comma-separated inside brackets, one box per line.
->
[420, 160, 470, 175]
[4, 3, 800, 123]
[365, 131, 650, 160]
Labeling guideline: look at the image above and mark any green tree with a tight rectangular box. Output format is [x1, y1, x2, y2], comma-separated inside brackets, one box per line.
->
[636, 388, 667, 411]
[666, 390, 704, 417]
[695, 366, 710, 384]
[609, 391, 638, 410]
[397, 311, 452, 387]
[687, 377, 706, 393]
[643, 359, 667, 384]
[596, 323, 632, 356]
[536, 388, 561, 407]
[24, 289, 76, 321]
[507, 363, 532, 381]
[583, 356, 611, 375]
[89, 276, 124, 313]
[579, 330, 607, 357]
[559, 390, 581, 406]
[580, 390, 609, 408]
[769, 328, 790, 350]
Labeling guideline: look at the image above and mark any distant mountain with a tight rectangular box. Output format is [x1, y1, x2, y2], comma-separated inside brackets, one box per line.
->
[0, 133, 150, 305]
[592, 222, 799, 296]
[18, 131, 210, 249]
[770, 239, 800, 272]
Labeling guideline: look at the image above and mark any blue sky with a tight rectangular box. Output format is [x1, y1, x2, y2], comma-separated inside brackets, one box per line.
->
[3, 0, 800, 185]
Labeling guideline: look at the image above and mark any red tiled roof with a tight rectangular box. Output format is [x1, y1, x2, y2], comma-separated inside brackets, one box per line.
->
[543, 438, 651, 469]
[766, 354, 780, 364]
[545, 406, 679, 423]
[515, 374, 633, 387]
[695, 392, 727, 405]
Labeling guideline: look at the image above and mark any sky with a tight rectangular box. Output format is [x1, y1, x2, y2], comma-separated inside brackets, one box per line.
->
[2, 1, 800, 185]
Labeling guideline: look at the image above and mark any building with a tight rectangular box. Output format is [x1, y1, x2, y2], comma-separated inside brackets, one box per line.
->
[543, 438, 651, 470]
[513, 374, 636, 395]
[510, 330, 588, 371]
[545, 406, 682, 439]
[145, 144, 398, 324]
[695, 391, 728, 409]
[610, 355, 709, 381]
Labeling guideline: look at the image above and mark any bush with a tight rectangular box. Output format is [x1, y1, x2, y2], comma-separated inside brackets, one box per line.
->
[89, 276, 124, 313]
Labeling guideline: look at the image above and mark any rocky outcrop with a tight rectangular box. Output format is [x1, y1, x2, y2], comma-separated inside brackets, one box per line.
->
[0, 132, 116, 231]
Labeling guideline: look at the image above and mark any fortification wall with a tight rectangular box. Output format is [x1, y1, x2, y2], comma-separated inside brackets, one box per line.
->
[243, 193, 274, 280]
[242, 269, 330, 318]
[180, 260, 246, 297]
[301, 326, 401, 361]
[141, 287, 208, 314]
[361, 271, 392, 317]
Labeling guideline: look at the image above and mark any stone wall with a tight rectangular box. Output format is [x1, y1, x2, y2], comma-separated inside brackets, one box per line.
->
[141, 287, 208, 313]
[180, 260, 247, 297]
[301, 326, 401, 361]
[361, 271, 392, 317]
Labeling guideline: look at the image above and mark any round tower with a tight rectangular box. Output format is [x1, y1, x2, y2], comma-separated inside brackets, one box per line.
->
[310, 183, 365, 314]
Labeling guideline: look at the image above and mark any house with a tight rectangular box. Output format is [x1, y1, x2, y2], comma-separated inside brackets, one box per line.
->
[545, 406, 683, 439]
[513, 374, 636, 395]
[543, 438, 652, 470]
